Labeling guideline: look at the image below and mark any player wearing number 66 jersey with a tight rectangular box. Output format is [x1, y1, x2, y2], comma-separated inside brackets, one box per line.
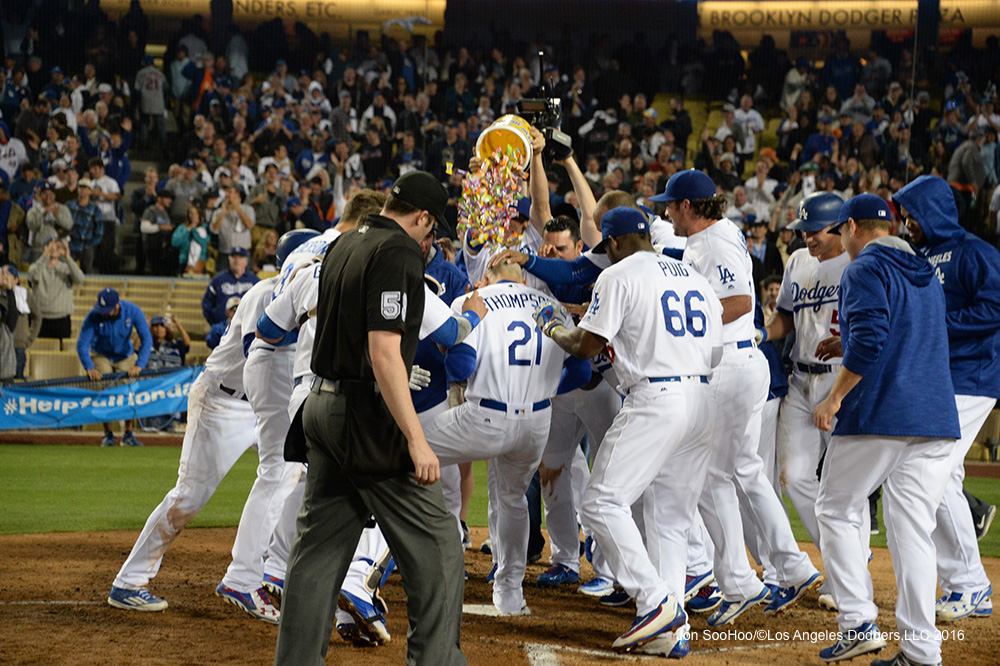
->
[537, 206, 723, 657]
[424, 263, 591, 616]
[656, 171, 822, 627]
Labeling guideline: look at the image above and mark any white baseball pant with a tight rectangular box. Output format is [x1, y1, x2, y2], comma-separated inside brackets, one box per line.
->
[221, 349, 301, 592]
[817, 434, 954, 665]
[775, 369, 838, 549]
[419, 399, 463, 539]
[582, 378, 715, 618]
[935, 394, 995, 595]
[541, 381, 621, 574]
[424, 401, 551, 614]
[741, 395, 783, 587]
[113, 371, 257, 589]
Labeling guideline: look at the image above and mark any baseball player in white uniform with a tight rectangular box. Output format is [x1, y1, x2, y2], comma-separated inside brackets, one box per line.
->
[760, 192, 849, 611]
[214, 230, 323, 621]
[423, 262, 590, 615]
[654, 170, 822, 626]
[107, 278, 277, 618]
[534, 206, 723, 656]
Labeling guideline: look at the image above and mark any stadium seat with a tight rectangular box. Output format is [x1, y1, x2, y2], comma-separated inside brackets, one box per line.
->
[28, 352, 84, 381]
[29, 339, 61, 352]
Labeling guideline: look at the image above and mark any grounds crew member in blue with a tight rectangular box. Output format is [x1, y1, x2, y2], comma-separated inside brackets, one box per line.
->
[77, 288, 152, 447]
[895, 174, 996, 622]
[813, 193, 961, 666]
[274, 170, 467, 666]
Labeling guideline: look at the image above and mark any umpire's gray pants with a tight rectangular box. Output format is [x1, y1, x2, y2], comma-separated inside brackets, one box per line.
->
[274, 390, 467, 666]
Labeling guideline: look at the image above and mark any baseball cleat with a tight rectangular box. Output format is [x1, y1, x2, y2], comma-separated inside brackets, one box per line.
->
[261, 574, 283, 603]
[764, 572, 824, 615]
[497, 599, 532, 616]
[578, 577, 614, 597]
[974, 504, 996, 540]
[611, 594, 686, 654]
[687, 584, 722, 613]
[107, 586, 168, 612]
[120, 431, 143, 447]
[338, 590, 390, 644]
[870, 650, 942, 666]
[638, 627, 689, 658]
[706, 585, 769, 627]
[818, 622, 886, 662]
[101, 432, 116, 447]
[480, 537, 492, 555]
[684, 571, 715, 602]
[599, 586, 634, 607]
[486, 563, 497, 584]
[935, 585, 992, 622]
[215, 584, 280, 624]
[536, 564, 579, 588]
[819, 593, 839, 611]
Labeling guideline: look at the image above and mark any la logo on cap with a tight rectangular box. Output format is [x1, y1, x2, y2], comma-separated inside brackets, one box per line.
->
[878, 209, 887, 217]
[100, 295, 109, 305]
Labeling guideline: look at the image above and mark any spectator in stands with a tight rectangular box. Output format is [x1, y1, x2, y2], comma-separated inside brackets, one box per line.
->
[252, 229, 278, 272]
[746, 215, 784, 277]
[885, 122, 927, 181]
[77, 288, 152, 447]
[205, 295, 239, 349]
[27, 237, 83, 341]
[140, 186, 176, 276]
[247, 161, 284, 240]
[0, 265, 19, 382]
[733, 95, 765, 167]
[66, 178, 103, 274]
[135, 55, 168, 154]
[427, 120, 470, 183]
[146, 314, 190, 370]
[6, 265, 37, 380]
[165, 159, 207, 226]
[949, 128, 988, 227]
[840, 83, 877, 124]
[934, 101, 967, 153]
[390, 131, 425, 178]
[171, 205, 210, 276]
[0, 181, 26, 266]
[201, 247, 257, 325]
[0, 121, 29, 184]
[87, 157, 122, 273]
[282, 196, 324, 232]
[26, 182, 72, 262]
[209, 183, 254, 258]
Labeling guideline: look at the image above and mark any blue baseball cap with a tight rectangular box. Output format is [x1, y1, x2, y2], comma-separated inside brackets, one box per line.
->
[95, 288, 119, 315]
[230, 247, 249, 257]
[511, 197, 531, 220]
[284, 196, 302, 210]
[182, 159, 197, 169]
[831, 193, 892, 234]
[592, 207, 649, 254]
[945, 100, 959, 111]
[150, 315, 167, 327]
[650, 169, 716, 203]
[5, 264, 18, 279]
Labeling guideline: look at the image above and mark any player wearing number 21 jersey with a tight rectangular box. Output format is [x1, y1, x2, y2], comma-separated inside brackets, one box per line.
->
[535, 207, 723, 657]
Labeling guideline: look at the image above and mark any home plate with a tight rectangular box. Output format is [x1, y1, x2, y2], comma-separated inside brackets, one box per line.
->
[462, 604, 505, 616]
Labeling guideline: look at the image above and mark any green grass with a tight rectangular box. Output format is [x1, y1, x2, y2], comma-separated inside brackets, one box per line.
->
[2, 445, 998, 559]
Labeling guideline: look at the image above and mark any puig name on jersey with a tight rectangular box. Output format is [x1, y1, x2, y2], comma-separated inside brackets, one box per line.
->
[787, 281, 839, 312]
[482, 290, 548, 312]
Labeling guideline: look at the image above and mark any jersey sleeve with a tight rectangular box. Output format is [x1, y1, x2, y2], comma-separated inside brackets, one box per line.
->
[365, 243, 424, 333]
[265, 262, 320, 331]
[775, 253, 796, 314]
[420, 286, 454, 339]
[703, 234, 754, 299]
[578, 270, 625, 342]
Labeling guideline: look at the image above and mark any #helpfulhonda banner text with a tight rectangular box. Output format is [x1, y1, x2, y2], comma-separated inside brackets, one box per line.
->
[0, 367, 203, 430]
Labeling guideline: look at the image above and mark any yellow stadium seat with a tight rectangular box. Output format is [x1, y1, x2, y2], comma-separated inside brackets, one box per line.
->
[29, 339, 61, 352]
[28, 352, 84, 381]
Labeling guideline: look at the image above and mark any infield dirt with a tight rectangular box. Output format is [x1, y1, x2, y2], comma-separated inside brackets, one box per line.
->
[1, 527, 996, 665]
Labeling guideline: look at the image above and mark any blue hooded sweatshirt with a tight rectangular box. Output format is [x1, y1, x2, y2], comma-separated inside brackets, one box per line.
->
[893, 175, 1000, 401]
[835, 235, 960, 438]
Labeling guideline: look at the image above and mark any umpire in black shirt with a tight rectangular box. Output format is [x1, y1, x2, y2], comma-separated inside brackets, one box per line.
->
[275, 171, 467, 666]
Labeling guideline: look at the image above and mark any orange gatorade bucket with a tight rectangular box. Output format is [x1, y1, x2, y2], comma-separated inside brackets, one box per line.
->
[475, 114, 533, 168]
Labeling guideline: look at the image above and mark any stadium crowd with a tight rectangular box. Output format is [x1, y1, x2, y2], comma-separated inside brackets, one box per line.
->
[1, 3, 1000, 384]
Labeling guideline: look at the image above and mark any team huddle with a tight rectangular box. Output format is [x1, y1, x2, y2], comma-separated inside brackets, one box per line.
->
[103, 158, 997, 666]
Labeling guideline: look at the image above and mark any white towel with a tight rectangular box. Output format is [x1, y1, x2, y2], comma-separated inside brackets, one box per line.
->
[13, 285, 30, 314]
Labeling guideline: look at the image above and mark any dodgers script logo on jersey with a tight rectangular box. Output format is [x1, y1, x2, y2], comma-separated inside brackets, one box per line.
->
[787, 280, 840, 313]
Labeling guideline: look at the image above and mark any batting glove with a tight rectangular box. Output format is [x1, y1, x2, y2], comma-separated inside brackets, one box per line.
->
[533, 300, 569, 337]
[409, 365, 432, 391]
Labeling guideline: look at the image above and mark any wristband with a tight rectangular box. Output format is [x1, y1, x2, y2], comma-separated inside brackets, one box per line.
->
[523, 254, 536, 272]
[460, 309, 481, 329]
[542, 322, 564, 338]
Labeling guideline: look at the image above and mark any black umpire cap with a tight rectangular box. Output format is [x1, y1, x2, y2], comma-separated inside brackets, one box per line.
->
[390, 171, 449, 228]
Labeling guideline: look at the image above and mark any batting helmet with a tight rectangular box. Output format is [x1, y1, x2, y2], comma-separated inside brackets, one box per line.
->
[276, 229, 321, 268]
[788, 192, 844, 232]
